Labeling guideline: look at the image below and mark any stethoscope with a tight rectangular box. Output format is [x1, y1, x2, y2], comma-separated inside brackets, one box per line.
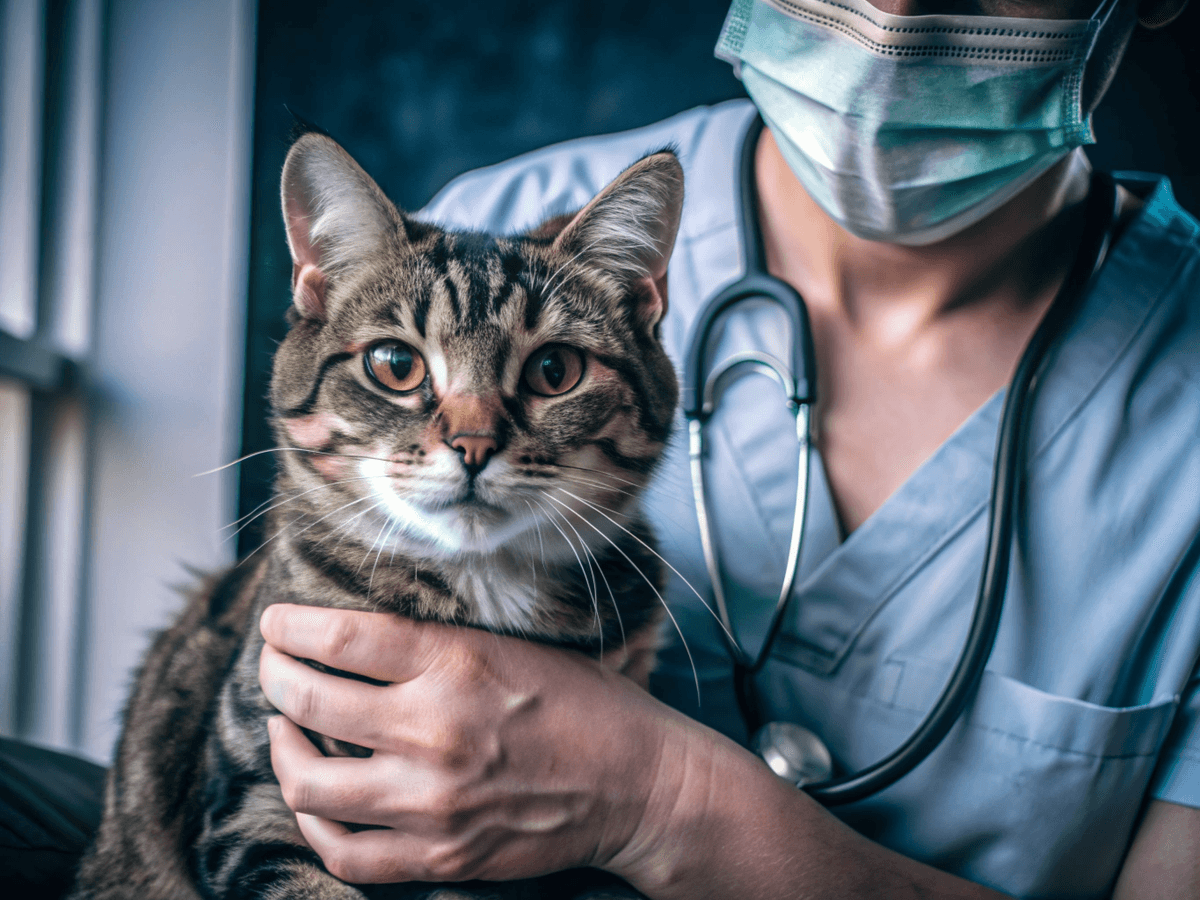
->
[683, 116, 1121, 806]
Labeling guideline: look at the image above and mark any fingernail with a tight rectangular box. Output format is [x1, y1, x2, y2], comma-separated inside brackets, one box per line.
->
[267, 715, 281, 735]
[260, 604, 278, 636]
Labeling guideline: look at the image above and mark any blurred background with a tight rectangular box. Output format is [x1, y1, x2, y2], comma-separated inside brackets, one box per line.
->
[1, 0, 1197, 764]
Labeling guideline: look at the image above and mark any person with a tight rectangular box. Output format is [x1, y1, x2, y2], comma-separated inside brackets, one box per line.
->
[257, 0, 1200, 897]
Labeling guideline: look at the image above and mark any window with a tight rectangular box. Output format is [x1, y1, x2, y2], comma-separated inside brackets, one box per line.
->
[0, 0, 254, 762]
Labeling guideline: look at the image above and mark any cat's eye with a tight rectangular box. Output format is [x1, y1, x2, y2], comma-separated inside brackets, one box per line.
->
[523, 344, 584, 396]
[364, 341, 426, 393]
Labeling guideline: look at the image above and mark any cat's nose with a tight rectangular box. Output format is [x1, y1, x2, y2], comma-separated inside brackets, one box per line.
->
[450, 434, 498, 474]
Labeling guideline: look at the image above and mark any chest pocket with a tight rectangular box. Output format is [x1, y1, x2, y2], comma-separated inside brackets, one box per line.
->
[834, 656, 1180, 899]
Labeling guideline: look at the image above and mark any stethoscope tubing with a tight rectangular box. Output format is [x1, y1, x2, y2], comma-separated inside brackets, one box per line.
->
[809, 170, 1119, 805]
[684, 114, 1121, 806]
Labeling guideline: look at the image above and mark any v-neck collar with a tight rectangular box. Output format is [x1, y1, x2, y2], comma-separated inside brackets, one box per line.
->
[768, 176, 1196, 676]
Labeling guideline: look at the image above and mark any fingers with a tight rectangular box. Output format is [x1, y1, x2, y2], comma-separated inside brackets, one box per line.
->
[259, 603, 432, 684]
[295, 809, 491, 885]
[260, 643, 400, 748]
[271, 712, 504, 880]
[260, 643, 470, 756]
[276, 711, 487, 886]
[268, 716, 396, 827]
[296, 812, 407, 884]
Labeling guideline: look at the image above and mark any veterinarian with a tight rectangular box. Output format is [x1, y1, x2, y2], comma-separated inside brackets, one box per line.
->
[258, 0, 1200, 896]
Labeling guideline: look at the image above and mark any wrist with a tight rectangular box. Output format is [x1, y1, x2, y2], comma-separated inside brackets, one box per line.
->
[603, 715, 752, 896]
[604, 724, 1012, 900]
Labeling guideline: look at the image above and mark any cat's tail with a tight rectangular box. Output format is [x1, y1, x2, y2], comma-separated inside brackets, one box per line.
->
[67, 557, 268, 900]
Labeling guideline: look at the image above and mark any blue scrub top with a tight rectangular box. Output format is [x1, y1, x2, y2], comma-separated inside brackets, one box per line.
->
[421, 100, 1200, 899]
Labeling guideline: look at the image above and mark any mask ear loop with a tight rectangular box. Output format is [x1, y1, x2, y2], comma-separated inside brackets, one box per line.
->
[1079, 0, 1138, 116]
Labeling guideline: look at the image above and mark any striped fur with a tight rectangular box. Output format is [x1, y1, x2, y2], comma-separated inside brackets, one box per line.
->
[69, 134, 684, 900]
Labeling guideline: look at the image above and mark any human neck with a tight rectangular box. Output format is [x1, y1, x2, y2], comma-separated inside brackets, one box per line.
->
[754, 126, 1093, 335]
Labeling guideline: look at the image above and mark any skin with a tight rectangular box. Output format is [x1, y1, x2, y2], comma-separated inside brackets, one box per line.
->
[261, 0, 1200, 896]
[761, 133, 1105, 534]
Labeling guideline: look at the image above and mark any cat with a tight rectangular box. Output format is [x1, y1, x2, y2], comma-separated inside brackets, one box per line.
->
[67, 130, 684, 900]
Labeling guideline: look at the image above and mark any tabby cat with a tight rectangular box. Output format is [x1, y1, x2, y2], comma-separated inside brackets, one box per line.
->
[68, 131, 684, 900]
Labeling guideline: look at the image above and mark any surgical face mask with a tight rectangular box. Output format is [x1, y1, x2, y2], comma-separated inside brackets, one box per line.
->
[716, 0, 1122, 245]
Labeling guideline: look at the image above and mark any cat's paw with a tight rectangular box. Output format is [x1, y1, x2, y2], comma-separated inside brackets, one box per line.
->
[234, 870, 369, 900]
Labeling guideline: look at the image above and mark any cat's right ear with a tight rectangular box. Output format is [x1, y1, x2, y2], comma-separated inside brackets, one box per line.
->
[280, 133, 400, 322]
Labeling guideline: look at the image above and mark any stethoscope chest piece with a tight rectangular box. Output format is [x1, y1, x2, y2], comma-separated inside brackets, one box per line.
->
[752, 721, 834, 787]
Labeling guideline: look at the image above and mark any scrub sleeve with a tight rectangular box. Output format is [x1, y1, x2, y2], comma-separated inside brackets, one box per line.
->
[1151, 659, 1200, 807]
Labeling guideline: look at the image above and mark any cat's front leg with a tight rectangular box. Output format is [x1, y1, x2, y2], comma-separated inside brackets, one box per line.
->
[192, 650, 370, 900]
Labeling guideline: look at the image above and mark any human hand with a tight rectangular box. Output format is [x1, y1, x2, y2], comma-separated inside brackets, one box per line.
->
[257, 603, 703, 888]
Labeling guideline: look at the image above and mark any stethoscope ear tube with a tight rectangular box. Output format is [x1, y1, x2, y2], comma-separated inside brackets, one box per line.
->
[682, 117, 817, 419]
[805, 173, 1120, 806]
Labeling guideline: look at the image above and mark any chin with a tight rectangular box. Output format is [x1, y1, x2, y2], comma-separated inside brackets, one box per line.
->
[372, 486, 540, 560]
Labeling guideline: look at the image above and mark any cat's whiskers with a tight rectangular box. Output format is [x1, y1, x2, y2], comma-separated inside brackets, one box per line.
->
[530, 494, 622, 653]
[357, 516, 393, 577]
[555, 464, 696, 511]
[520, 500, 547, 596]
[193, 446, 397, 478]
[551, 461, 658, 493]
[538, 496, 606, 651]
[555, 488, 736, 650]
[547, 473, 714, 566]
[514, 461, 649, 514]
[527, 496, 600, 643]
[543, 492, 698, 702]
[365, 519, 399, 607]
[546, 474, 691, 528]
[531, 501, 549, 577]
[569, 507, 625, 651]
[222, 475, 378, 541]
[289, 497, 382, 554]
[550, 471, 641, 504]
[226, 490, 289, 534]
[323, 499, 388, 559]
[295, 507, 380, 588]
[553, 460, 692, 501]
[380, 530, 408, 615]
[539, 465, 697, 540]
[245, 492, 379, 563]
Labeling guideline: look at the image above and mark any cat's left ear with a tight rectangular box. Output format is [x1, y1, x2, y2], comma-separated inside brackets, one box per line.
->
[552, 150, 684, 333]
[280, 132, 402, 322]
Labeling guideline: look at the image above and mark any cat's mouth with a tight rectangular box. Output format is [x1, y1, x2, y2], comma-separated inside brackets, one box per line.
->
[431, 493, 506, 514]
[361, 455, 545, 555]
[410, 487, 519, 535]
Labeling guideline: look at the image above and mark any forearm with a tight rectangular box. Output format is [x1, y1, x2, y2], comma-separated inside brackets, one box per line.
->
[609, 726, 1009, 900]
